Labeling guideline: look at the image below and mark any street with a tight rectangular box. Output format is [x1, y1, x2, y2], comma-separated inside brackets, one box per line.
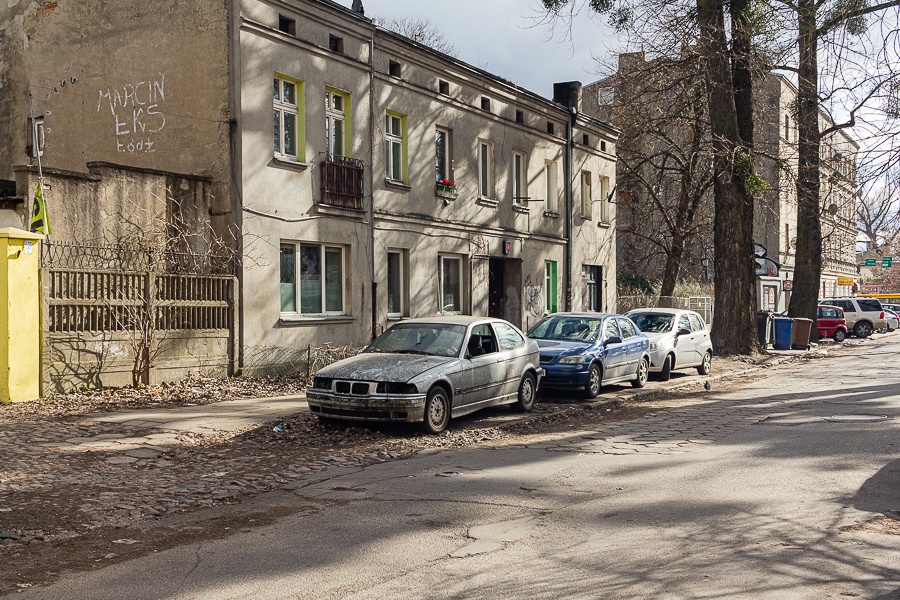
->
[11, 336, 900, 599]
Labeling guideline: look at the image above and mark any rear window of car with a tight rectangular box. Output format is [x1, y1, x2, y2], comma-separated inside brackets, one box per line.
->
[857, 299, 883, 312]
[826, 299, 854, 312]
[494, 322, 525, 350]
[818, 307, 839, 318]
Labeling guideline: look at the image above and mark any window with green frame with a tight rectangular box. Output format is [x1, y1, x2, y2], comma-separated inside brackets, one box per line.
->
[544, 260, 558, 314]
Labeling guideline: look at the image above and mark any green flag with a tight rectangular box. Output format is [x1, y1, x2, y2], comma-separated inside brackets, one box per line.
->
[30, 180, 51, 236]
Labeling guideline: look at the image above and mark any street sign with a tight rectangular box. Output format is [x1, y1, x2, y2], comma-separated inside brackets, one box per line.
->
[782, 280, 793, 291]
[864, 258, 877, 267]
[883, 257, 893, 268]
[837, 276, 854, 286]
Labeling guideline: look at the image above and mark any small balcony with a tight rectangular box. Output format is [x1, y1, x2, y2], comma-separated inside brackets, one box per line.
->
[320, 153, 364, 210]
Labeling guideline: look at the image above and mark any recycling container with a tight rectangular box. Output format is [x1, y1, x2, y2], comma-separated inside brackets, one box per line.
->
[791, 317, 813, 350]
[773, 317, 794, 350]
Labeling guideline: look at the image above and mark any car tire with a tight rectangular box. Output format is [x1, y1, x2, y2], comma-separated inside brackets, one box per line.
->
[584, 363, 603, 399]
[854, 321, 873, 338]
[659, 354, 673, 382]
[697, 351, 712, 375]
[631, 357, 649, 388]
[833, 329, 846, 343]
[422, 386, 451, 434]
[513, 372, 537, 412]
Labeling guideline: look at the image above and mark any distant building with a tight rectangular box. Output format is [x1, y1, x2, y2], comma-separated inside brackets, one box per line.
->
[1, 0, 618, 376]
[584, 54, 859, 312]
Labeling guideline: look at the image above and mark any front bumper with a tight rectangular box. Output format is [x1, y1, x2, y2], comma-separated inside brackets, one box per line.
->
[306, 388, 427, 423]
[539, 363, 591, 390]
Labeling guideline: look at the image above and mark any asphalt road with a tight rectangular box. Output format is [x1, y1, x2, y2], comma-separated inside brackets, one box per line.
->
[20, 338, 900, 599]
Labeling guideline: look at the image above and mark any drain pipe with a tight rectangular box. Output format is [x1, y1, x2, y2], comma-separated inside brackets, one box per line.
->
[368, 29, 377, 341]
[564, 105, 575, 312]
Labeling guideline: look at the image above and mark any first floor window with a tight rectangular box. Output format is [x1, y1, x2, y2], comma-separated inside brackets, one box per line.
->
[387, 250, 406, 317]
[545, 160, 558, 212]
[545, 260, 558, 314]
[385, 111, 406, 182]
[435, 127, 452, 182]
[274, 75, 301, 160]
[599, 175, 610, 223]
[583, 265, 602, 312]
[581, 171, 592, 218]
[325, 88, 349, 157]
[440, 256, 463, 313]
[280, 242, 345, 315]
[478, 140, 493, 198]
[513, 151, 527, 205]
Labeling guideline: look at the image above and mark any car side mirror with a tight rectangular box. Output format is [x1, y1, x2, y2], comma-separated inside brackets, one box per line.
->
[605, 336, 622, 345]
[676, 328, 691, 336]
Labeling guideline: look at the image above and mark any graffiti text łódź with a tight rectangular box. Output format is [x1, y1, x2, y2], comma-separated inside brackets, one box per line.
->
[97, 75, 166, 153]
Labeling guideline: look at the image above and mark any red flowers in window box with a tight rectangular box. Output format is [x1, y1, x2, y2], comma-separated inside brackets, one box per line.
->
[438, 178, 456, 189]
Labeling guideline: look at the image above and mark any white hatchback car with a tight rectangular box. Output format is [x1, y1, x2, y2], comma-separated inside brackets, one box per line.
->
[626, 308, 713, 381]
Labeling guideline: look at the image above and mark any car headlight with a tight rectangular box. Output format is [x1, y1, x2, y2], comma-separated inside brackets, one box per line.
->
[649, 342, 658, 351]
[558, 355, 586, 364]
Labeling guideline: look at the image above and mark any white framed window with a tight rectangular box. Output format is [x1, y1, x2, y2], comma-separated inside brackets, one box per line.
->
[478, 140, 493, 199]
[599, 175, 610, 224]
[582, 264, 602, 312]
[439, 255, 464, 314]
[385, 111, 406, 182]
[512, 151, 527, 205]
[325, 88, 349, 157]
[280, 242, 345, 315]
[545, 160, 558, 213]
[580, 171, 592, 218]
[435, 127, 452, 182]
[274, 75, 302, 160]
[387, 250, 407, 318]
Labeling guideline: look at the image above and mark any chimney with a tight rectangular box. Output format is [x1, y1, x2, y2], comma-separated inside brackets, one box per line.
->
[351, 0, 365, 15]
[553, 81, 583, 112]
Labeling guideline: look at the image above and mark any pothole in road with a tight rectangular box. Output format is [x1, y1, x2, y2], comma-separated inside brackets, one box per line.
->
[823, 415, 889, 423]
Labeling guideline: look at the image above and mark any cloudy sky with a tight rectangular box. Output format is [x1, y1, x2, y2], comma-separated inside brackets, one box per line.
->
[341, 0, 621, 97]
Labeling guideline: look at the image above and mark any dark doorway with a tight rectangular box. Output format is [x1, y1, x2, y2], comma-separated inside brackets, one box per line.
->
[488, 258, 522, 328]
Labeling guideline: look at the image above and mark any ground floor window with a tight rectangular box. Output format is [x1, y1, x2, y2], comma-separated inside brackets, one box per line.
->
[280, 242, 345, 315]
[387, 250, 407, 317]
[545, 260, 558, 314]
[582, 264, 602, 312]
[440, 255, 463, 313]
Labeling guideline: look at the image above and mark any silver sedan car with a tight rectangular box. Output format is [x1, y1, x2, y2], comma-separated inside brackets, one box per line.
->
[626, 308, 713, 381]
[306, 316, 542, 433]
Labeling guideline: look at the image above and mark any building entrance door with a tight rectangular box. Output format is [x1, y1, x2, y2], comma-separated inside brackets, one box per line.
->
[488, 258, 522, 329]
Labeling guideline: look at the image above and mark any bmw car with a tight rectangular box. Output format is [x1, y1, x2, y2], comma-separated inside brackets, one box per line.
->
[527, 312, 650, 399]
[306, 316, 542, 433]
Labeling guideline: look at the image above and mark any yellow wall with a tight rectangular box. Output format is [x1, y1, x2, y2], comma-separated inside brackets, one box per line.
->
[0, 228, 44, 403]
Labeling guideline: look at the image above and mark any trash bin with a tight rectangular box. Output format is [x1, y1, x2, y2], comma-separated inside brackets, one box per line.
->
[773, 317, 794, 350]
[756, 311, 774, 347]
[791, 317, 813, 350]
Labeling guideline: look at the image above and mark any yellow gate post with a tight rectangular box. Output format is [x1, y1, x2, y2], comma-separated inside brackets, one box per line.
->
[0, 227, 45, 403]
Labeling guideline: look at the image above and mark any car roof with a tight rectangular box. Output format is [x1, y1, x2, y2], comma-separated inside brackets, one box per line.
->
[541, 312, 615, 319]
[626, 308, 699, 316]
[394, 315, 508, 327]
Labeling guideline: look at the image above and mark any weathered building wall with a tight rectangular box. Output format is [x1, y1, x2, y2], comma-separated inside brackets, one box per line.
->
[1, 0, 232, 234]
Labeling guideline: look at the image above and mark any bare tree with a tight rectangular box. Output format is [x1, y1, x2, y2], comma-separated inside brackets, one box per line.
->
[857, 168, 900, 249]
[373, 16, 458, 57]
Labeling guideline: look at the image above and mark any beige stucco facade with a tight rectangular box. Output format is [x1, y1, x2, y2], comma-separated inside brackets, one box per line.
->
[2, 0, 619, 375]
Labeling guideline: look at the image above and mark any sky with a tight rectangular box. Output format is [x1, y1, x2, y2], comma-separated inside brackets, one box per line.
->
[341, 0, 621, 98]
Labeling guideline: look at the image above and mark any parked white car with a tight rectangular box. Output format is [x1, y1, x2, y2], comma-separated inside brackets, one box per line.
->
[626, 308, 713, 381]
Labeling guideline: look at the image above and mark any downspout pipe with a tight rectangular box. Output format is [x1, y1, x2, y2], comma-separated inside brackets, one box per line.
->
[564, 105, 576, 312]
[368, 29, 377, 341]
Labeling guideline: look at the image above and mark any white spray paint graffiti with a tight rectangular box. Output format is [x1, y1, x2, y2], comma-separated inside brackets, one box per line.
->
[97, 75, 166, 153]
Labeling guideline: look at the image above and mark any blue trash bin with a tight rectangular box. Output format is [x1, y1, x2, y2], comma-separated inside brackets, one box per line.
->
[773, 317, 794, 350]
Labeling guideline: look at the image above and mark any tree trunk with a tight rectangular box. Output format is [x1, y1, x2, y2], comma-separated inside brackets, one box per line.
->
[659, 228, 685, 297]
[698, 0, 759, 355]
[788, 0, 823, 324]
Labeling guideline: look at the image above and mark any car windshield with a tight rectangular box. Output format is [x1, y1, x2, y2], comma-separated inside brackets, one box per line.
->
[527, 316, 601, 341]
[365, 323, 466, 357]
[629, 313, 674, 334]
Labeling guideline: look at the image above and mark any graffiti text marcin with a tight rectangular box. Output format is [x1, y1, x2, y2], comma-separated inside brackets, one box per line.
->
[97, 75, 166, 153]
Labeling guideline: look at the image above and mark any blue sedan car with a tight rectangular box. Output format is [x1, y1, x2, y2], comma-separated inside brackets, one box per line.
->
[527, 312, 651, 398]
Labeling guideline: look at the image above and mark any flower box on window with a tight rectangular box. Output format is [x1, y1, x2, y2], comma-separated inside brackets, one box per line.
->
[435, 179, 458, 199]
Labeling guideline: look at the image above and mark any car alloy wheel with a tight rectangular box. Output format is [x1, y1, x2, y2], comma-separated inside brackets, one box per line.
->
[422, 386, 450, 434]
[514, 373, 536, 412]
[854, 321, 873, 338]
[631, 357, 649, 388]
[584, 363, 602, 399]
[697, 351, 712, 375]
[833, 329, 846, 343]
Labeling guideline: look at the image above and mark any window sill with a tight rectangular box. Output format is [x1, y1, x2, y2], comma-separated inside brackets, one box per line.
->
[475, 196, 498, 209]
[315, 203, 367, 218]
[597, 221, 612, 228]
[387, 315, 406, 321]
[270, 156, 311, 172]
[384, 179, 411, 192]
[512, 204, 530, 214]
[277, 315, 356, 327]
[543, 210, 560, 219]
